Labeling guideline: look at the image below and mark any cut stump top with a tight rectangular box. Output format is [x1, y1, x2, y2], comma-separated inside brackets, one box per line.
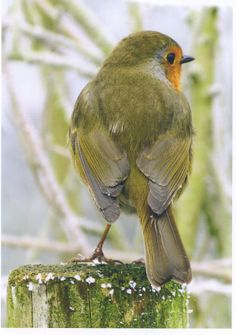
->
[7, 263, 188, 328]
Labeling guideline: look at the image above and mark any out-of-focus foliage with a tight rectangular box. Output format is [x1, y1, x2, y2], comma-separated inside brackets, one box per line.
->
[2, 0, 232, 328]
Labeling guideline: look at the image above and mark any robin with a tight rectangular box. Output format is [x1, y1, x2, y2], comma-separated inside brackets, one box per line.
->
[69, 31, 194, 287]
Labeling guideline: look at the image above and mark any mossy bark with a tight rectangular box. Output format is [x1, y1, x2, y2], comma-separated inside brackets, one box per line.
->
[7, 263, 188, 328]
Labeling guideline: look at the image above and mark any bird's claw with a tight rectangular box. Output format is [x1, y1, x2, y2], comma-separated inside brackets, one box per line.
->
[132, 257, 145, 265]
[67, 250, 123, 265]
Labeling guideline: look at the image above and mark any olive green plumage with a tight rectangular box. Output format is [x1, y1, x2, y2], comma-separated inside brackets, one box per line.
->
[69, 31, 194, 286]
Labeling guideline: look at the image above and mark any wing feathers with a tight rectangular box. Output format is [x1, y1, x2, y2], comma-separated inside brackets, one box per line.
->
[137, 136, 191, 215]
[80, 130, 129, 187]
[73, 130, 129, 223]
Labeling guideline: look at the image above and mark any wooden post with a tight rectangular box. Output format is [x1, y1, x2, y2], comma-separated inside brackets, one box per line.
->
[7, 263, 188, 328]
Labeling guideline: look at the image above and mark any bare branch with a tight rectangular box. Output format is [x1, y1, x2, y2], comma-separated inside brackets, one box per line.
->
[191, 259, 231, 283]
[2, 234, 77, 254]
[8, 50, 95, 78]
[188, 278, 231, 296]
[46, 142, 71, 159]
[4, 63, 90, 253]
[1, 232, 232, 284]
[1, 234, 141, 262]
[3, 19, 103, 66]
[47, 0, 114, 54]
[127, 2, 143, 32]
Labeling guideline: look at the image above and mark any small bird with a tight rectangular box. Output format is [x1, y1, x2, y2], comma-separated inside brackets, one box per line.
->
[69, 31, 194, 287]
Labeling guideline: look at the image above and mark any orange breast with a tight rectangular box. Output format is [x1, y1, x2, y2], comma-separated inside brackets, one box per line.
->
[164, 45, 182, 91]
[166, 63, 181, 91]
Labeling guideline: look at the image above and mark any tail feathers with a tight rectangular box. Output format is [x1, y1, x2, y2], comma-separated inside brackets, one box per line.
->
[142, 207, 192, 287]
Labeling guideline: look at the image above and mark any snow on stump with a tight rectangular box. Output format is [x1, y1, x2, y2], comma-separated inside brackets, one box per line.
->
[7, 263, 188, 328]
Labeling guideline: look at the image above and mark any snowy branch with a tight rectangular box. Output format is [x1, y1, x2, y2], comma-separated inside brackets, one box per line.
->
[3, 19, 103, 66]
[191, 259, 231, 283]
[1, 232, 232, 284]
[1, 233, 141, 262]
[4, 63, 91, 253]
[2, 234, 77, 254]
[188, 278, 231, 296]
[8, 50, 95, 78]
[47, 0, 114, 54]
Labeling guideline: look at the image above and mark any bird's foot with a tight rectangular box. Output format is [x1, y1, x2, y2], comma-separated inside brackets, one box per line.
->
[68, 247, 123, 265]
[132, 257, 145, 265]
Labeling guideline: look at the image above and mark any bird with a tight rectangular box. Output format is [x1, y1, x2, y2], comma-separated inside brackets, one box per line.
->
[69, 31, 194, 287]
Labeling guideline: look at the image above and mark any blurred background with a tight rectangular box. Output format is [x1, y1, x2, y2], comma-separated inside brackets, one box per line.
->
[2, 0, 232, 328]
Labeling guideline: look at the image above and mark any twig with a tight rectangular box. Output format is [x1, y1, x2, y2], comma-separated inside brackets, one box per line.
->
[8, 50, 95, 78]
[1, 232, 232, 284]
[3, 19, 103, 66]
[1, 234, 141, 262]
[188, 278, 231, 296]
[48, 0, 114, 54]
[4, 62, 90, 253]
[45, 142, 71, 158]
[127, 2, 143, 31]
[191, 259, 231, 283]
[2, 234, 77, 253]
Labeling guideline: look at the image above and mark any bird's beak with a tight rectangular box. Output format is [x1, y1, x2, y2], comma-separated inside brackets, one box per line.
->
[180, 55, 195, 64]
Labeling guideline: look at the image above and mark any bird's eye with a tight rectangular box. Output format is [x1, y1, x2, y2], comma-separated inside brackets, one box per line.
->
[166, 53, 176, 64]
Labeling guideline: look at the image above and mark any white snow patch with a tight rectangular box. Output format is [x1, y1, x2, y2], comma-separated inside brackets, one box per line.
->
[45, 273, 55, 282]
[129, 280, 137, 289]
[86, 276, 95, 284]
[152, 286, 161, 292]
[92, 258, 102, 265]
[27, 282, 34, 291]
[35, 273, 43, 284]
[178, 287, 185, 294]
[126, 288, 132, 294]
[101, 283, 112, 289]
[109, 289, 114, 296]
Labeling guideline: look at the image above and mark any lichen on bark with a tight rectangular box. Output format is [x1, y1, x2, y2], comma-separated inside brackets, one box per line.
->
[7, 263, 188, 328]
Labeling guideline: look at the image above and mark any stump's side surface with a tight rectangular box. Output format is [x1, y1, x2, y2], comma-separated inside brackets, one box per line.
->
[7, 263, 188, 328]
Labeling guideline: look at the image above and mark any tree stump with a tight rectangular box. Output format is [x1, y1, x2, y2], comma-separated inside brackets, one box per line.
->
[7, 263, 188, 328]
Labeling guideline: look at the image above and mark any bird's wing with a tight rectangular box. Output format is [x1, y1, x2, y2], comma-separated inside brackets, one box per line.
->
[136, 134, 192, 215]
[69, 86, 130, 223]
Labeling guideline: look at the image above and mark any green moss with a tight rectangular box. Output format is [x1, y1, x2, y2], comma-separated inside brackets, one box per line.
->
[7, 281, 33, 327]
[7, 263, 188, 328]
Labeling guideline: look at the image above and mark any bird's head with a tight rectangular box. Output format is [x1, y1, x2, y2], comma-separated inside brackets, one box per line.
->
[104, 31, 194, 90]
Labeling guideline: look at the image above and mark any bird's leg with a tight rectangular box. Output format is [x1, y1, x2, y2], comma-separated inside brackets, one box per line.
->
[69, 224, 123, 264]
[91, 223, 111, 260]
